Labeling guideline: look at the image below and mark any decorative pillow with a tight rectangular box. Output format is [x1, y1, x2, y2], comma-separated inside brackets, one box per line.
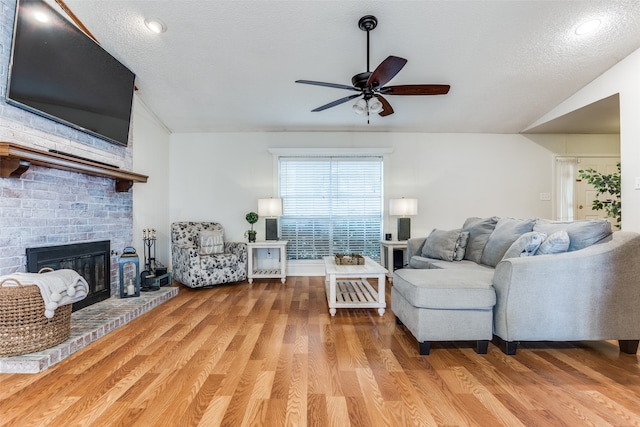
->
[421, 229, 461, 262]
[533, 219, 611, 251]
[199, 230, 224, 255]
[501, 231, 546, 261]
[480, 217, 536, 267]
[453, 231, 470, 261]
[462, 217, 499, 264]
[536, 230, 570, 255]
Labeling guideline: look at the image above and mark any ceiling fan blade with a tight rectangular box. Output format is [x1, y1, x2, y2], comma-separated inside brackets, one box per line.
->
[295, 80, 359, 91]
[366, 56, 407, 88]
[311, 93, 362, 112]
[381, 84, 451, 95]
[375, 95, 394, 117]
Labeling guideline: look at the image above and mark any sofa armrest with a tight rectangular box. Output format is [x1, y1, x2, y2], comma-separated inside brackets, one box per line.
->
[171, 244, 201, 285]
[224, 241, 247, 264]
[407, 237, 427, 260]
[492, 231, 640, 342]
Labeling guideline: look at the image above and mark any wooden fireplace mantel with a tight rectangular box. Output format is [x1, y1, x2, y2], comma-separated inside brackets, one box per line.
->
[0, 142, 148, 192]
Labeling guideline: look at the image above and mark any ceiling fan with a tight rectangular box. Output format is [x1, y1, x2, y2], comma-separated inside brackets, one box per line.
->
[295, 15, 450, 120]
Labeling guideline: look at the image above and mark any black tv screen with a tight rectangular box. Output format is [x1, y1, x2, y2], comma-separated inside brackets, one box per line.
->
[6, 0, 136, 146]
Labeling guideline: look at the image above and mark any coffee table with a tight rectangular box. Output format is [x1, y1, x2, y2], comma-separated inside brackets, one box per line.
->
[323, 256, 387, 316]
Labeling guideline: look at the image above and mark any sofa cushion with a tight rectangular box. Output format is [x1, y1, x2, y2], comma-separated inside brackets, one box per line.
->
[199, 230, 224, 255]
[172, 221, 224, 247]
[421, 229, 460, 262]
[533, 219, 612, 251]
[424, 258, 495, 272]
[393, 268, 496, 310]
[409, 256, 493, 271]
[409, 256, 438, 269]
[462, 217, 498, 264]
[536, 230, 570, 255]
[481, 218, 536, 267]
[501, 231, 546, 260]
[454, 231, 470, 261]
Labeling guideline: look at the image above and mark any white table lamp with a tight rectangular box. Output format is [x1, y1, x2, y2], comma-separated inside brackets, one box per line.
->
[258, 198, 283, 240]
[389, 198, 418, 241]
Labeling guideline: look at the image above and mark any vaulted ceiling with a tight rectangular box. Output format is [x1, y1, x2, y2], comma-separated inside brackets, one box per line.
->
[60, 0, 640, 134]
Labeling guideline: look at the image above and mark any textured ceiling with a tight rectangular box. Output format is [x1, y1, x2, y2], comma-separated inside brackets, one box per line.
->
[59, 0, 640, 134]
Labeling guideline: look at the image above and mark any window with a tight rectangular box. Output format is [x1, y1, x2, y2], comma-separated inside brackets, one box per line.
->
[279, 155, 383, 261]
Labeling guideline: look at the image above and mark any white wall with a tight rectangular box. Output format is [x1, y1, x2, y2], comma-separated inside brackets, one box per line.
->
[132, 96, 172, 268]
[523, 134, 620, 157]
[528, 47, 640, 231]
[168, 132, 558, 244]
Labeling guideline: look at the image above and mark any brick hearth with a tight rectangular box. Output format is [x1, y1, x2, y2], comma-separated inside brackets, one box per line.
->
[0, 287, 178, 374]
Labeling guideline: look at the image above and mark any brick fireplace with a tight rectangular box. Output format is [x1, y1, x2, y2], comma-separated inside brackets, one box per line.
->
[26, 240, 111, 310]
[0, 164, 133, 298]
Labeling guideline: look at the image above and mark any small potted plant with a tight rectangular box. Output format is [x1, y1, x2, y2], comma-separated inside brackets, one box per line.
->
[245, 211, 258, 242]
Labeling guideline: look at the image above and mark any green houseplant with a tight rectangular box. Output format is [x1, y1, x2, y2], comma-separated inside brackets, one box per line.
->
[245, 211, 259, 242]
[578, 162, 621, 227]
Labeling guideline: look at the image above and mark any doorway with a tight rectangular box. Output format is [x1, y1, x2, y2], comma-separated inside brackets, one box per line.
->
[555, 156, 620, 226]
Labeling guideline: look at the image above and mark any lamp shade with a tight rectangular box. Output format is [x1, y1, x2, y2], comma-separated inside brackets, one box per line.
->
[368, 98, 383, 114]
[389, 198, 418, 216]
[258, 198, 283, 217]
[352, 99, 367, 114]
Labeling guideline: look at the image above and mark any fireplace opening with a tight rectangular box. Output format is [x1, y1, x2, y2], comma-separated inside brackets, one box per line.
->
[26, 241, 111, 311]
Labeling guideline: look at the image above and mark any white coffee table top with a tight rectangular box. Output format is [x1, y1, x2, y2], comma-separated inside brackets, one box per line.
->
[323, 256, 387, 275]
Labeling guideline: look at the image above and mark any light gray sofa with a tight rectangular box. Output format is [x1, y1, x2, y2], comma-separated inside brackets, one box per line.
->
[392, 217, 640, 355]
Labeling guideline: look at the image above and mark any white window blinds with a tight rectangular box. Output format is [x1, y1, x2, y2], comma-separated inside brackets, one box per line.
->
[279, 156, 383, 260]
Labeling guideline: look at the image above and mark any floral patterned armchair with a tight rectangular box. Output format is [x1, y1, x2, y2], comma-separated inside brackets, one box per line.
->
[171, 222, 247, 288]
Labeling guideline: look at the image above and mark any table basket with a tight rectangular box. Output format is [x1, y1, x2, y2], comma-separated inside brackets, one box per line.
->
[334, 254, 365, 265]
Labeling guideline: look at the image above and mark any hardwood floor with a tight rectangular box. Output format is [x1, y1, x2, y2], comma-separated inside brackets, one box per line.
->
[1, 276, 639, 426]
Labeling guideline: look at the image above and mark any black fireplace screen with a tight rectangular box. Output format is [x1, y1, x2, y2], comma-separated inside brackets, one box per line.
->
[26, 240, 111, 311]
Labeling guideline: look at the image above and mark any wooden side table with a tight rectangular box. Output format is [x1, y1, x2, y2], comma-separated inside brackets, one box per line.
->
[247, 241, 288, 284]
[380, 240, 408, 282]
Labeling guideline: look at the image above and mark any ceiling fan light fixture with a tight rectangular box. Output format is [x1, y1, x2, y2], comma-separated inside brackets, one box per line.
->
[353, 99, 367, 114]
[368, 98, 383, 114]
[296, 15, 450, 117]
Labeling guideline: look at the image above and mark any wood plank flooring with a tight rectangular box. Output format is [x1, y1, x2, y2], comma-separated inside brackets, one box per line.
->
[1, 276, 639, 426]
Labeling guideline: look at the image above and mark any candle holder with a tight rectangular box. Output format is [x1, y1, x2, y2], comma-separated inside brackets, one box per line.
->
[119, 247, 140, 298]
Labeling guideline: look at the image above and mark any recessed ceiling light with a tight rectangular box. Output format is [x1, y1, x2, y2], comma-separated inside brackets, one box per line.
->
[575, 19, 601, 35]
[144, 18, 166, 34]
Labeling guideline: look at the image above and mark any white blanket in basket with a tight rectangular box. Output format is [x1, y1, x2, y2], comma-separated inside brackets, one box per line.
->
[1, 269, 89, 318]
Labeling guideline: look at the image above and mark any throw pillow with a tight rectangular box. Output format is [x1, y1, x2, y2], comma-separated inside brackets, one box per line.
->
[533, 219, 611, 251]
[199, 230, 224, 255]
[501, 231, 546, 261]
[461, 217, 499, 264]
[536, 230, 570, 255]
[480, 217, 536, 267]
[421, 228, 461, 262]
[453, 230, 470, 261]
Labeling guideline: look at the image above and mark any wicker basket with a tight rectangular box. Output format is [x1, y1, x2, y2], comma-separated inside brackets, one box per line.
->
[334, 254, 365, 265]
[0, 278, 72, 357]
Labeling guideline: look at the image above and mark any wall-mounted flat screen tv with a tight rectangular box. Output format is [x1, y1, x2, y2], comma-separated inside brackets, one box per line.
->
[6, 0, 136, 146]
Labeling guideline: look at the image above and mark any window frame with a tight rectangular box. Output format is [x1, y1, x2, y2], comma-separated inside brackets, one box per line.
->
[270, 148, 392, 262]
